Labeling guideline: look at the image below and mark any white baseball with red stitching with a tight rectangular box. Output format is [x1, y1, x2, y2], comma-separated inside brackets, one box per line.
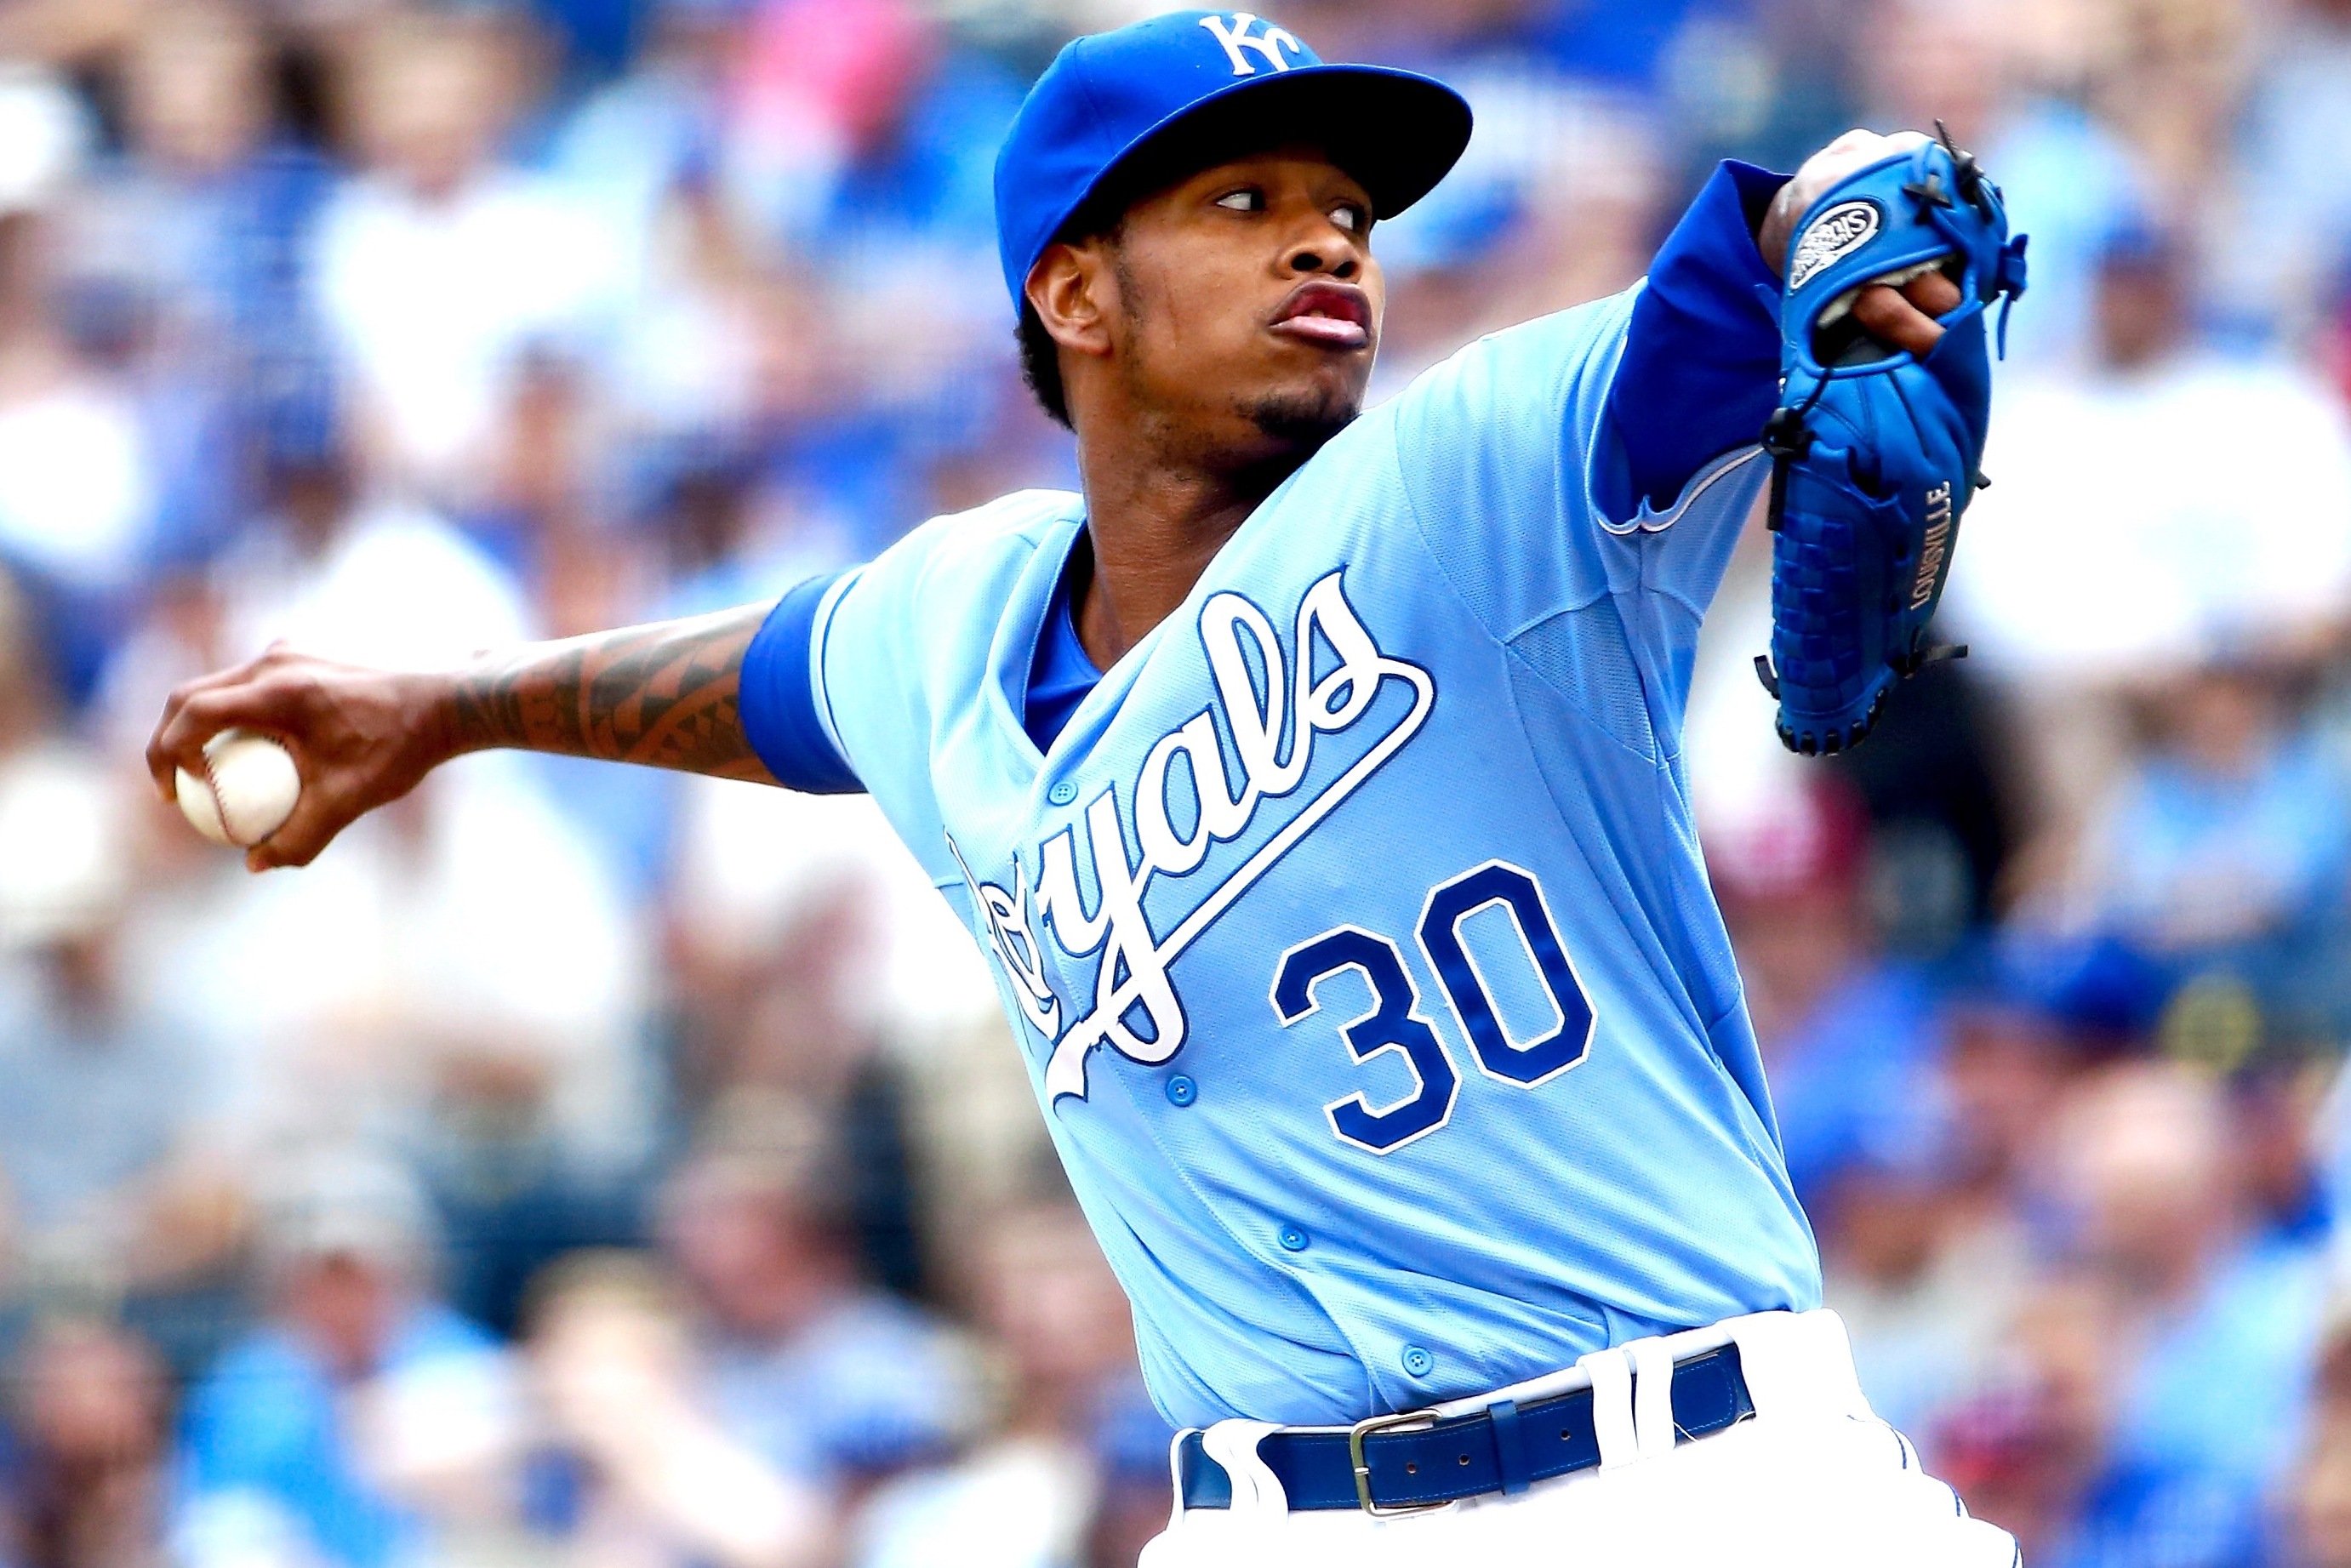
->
[174, 729, 301, 848]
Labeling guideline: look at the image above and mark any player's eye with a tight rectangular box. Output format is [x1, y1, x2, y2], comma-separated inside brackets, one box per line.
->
[1213, 188, 1264, 214]
[1330, 204, 1367, 234]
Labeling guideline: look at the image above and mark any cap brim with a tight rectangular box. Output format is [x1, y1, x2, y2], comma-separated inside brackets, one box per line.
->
[1087, 63, 1473, 229]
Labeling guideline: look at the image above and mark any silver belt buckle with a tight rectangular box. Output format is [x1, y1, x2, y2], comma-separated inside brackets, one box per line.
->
[1348, 1409, 1447, 1517]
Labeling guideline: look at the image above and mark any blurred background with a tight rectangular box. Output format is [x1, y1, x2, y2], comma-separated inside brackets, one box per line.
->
[0, 0, 2345, 1562]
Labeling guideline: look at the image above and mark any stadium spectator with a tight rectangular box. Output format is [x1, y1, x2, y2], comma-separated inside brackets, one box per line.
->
[1949, 225, 2351, 873]
[60, 3, 335, 571]
[1954, 227, 2351, 689]
[207, 425, 529, 674]
[2039, 1063, 2331, 1566]
[311, 12, 620, 507]
[1932, 1275, 2121, 1567]
[528, 1247, 834, 1565]
[176, 1149, 499, 1568]
[108, 413, 657, 1184]
[0, 742, 248, 1318]
[854, 1200, 1157, 1568]
[657, 1109, 978, 1505]
[3, 1316, 174, 1568]
[1712, 776, 1947, 1208]
[0, 65, 154, 695]
[2072, 659, 2351, 1034]
[2211, 0, 2351, 346]
[0, 578, 248, 1373]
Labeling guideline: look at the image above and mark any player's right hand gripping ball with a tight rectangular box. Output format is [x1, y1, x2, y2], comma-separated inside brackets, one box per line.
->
[1755, 130, 2027, 754]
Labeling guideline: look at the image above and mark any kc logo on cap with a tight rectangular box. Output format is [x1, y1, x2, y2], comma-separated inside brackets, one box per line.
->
[1199, 13, 1304, 76]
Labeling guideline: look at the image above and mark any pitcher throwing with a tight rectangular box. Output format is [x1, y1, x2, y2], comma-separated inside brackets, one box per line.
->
[151, 11, 2022, 1564]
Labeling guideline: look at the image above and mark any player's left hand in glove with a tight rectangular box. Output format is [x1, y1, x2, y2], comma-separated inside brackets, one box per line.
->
[1752, 126, 2028, 754]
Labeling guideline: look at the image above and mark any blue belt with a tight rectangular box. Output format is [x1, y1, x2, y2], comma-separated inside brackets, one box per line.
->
[1177, 1343, 1754, 1515]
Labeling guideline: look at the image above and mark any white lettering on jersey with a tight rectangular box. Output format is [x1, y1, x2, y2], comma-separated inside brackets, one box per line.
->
[1198, 13, 1303, 76]
[947, 835, 1059, 1040]
[953, 570, 1435, 1102]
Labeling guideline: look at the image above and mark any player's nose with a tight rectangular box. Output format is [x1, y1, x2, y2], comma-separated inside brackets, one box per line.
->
[1280, 200, 1367, 282]
[1284, 231, 1362, 282]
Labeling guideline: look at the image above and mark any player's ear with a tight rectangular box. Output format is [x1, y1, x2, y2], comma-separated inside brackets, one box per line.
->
[1027, 241, 1116, 360]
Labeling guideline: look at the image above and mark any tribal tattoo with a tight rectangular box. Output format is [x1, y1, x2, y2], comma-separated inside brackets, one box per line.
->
[447, 603, 779, 783]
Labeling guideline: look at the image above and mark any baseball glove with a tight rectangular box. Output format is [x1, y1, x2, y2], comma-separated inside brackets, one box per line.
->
[1753, 128, 2028, 755]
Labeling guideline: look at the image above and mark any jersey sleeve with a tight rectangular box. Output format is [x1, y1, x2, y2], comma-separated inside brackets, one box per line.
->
[1607, 161, 1789, 513]
[1384, 163, 1783, 748]
[741, 505, 1001, 808]
[737, 516, 962, 821]
[755, 493, 1077, 887]
[739, 572, 865, 794]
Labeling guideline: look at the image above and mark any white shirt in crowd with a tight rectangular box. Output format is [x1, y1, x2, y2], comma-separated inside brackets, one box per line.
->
[0, 375, 152, 593]
[1948, 353, 2351, 682]
[220, 496, 528, 672]
[311, 167, 620, 497]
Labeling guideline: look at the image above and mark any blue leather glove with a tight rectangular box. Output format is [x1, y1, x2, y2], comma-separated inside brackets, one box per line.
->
[1755, 129, 2028, 754]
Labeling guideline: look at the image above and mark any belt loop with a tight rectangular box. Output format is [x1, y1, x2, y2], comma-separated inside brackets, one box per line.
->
[1201, 1419, 1289, 1520]
[1578, 1347, 1636, 1470]
[1486, 1399, 1531, 1495]
[1629, 1338, 1678, 1461]
[1167, 1428, 1199, 1527]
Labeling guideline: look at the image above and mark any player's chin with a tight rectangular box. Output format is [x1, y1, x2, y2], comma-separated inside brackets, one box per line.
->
[1242, 379, 1363, 451]
[1240, 359, 1370, 450]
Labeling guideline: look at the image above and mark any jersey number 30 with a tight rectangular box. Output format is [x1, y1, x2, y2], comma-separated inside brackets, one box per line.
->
[1270, 859, 1593, 1154]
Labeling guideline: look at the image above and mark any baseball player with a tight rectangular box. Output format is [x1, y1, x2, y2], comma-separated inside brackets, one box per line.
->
[151, 11, 2023, 1564]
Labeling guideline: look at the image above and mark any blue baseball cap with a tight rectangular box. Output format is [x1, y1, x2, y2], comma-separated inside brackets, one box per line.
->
[993, 10, 1473, 317]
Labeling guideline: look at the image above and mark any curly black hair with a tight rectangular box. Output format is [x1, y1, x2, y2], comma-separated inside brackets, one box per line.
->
[1017, 300, 1074, 430]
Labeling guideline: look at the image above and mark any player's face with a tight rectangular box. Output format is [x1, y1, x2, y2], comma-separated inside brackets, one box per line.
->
[1096, 147, 1384, 460]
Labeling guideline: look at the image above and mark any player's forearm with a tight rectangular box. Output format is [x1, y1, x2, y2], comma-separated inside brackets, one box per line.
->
[442, 603, 781, 784]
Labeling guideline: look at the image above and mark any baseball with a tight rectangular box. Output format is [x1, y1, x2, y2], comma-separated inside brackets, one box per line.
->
[175, 729, 302, 849]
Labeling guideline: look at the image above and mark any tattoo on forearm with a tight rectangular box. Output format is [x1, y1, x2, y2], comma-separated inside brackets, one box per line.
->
[448, 604, 779, 784]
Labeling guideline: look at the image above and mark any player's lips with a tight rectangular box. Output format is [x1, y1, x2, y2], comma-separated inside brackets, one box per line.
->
[1270, 282, 1373, 351]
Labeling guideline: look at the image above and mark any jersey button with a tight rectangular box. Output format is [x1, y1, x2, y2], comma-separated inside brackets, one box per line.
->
[1401, 1345, 1435, 1377]
[1165, 1075, 1198, 1107]
[1278, 1225, 1310, 1252]
[1047, 779, 1078, 806]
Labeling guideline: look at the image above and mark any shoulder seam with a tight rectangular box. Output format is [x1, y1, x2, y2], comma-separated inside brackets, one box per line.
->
[1384, 405, 1542, 649]
[1383, 412, 1663, 760]
[1384, 379, 1617, 644]
[807, 567, 865, 764]
[899, 488, 1080, 602]
[1501, 612, 1662, 767]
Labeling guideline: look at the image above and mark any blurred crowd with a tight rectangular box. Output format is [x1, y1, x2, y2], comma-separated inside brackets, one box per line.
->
[0, 0, 2348, 1563]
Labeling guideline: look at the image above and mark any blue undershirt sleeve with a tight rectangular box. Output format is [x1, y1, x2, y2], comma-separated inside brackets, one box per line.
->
[737, 572, 864, 794]
[1608, 160, 1791, 511]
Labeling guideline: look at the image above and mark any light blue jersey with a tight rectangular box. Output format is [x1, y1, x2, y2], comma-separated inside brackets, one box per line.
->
[743, 290, 1820, 1429]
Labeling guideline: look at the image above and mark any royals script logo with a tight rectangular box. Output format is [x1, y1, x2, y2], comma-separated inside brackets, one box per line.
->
[950, 570, 1434, 1103]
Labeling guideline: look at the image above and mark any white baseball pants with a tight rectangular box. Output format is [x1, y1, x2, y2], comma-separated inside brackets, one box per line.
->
[1141, 1309, 2019, 1568]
